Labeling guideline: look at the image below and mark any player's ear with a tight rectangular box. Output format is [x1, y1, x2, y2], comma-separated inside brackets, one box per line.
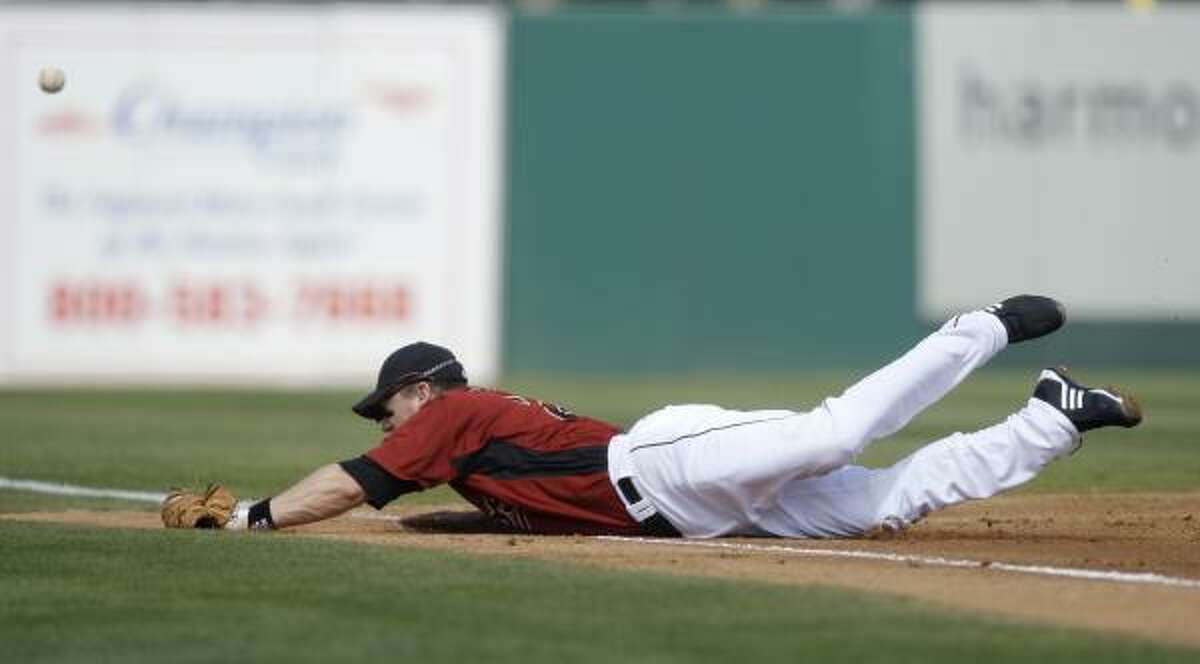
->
[416, 381, 436, 403]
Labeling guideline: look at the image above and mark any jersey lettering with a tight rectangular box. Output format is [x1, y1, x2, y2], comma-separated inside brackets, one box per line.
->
[541, 402, 576, 421]
[502, 394, 576, 421]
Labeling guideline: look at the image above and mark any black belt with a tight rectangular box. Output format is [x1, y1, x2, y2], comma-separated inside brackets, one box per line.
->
[616, 477, 681, 538]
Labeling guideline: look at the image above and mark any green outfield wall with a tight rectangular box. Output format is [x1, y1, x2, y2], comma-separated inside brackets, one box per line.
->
[505, 10, 920, 373]
[503, 8, 1200, 374]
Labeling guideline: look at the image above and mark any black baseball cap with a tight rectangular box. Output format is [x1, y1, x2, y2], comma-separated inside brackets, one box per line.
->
[352, 342, 467, 421]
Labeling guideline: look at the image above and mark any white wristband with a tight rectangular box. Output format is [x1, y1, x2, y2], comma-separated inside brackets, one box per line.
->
[223, 502, 251, 530]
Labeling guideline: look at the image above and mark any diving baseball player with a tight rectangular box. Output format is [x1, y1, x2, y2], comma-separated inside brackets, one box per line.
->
[163, 295, 1142, 538]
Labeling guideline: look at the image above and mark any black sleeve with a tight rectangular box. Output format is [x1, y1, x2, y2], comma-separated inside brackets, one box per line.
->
[338, 456, 421, 509]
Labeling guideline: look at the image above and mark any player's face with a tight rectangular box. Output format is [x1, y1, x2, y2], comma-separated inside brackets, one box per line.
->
[379, 382, 433, 432]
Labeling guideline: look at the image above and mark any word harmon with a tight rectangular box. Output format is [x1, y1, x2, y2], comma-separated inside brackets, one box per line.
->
[959, 72, 1199, 151]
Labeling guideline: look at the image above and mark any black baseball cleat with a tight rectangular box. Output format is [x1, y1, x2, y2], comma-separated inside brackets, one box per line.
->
[1033, 367, 1143, 433]
[984, 295, 1066, 344]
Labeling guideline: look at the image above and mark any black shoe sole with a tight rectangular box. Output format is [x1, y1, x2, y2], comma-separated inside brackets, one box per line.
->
[993, 295, 1066, 344]
[1101, 384, 1143, 428]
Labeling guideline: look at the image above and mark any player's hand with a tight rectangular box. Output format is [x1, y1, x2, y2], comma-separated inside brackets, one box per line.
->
[161, 484, 237, 529]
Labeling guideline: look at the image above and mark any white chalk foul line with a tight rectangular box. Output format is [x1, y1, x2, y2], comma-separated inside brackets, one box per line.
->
[1, 477, 167, 503]
[0, 475, 390, 520]
[596, 536, 1200, 590]
[4, 476, 1198, 591]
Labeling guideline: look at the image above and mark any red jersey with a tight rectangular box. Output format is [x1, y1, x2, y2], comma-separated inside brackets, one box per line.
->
[365, 387, 641, 535]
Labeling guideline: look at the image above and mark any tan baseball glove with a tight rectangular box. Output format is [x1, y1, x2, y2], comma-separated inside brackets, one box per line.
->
[161, 484, 237, 529]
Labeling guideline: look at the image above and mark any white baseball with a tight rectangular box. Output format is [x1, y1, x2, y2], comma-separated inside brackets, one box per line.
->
[39, 67, 65, 94]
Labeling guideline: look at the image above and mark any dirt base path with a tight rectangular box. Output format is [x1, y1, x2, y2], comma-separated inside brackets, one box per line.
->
[6, 492, 1200, 648]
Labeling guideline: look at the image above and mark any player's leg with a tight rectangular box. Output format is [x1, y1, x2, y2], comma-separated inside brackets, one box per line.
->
[818, 295, 1064, 460]
[755, 368, 1142, 538]
[648, 295, 1066, 490]
[614, 296, 1064, 537]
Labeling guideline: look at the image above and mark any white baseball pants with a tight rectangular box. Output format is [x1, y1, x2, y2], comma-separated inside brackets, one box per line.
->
[606, 311, 1081, 538]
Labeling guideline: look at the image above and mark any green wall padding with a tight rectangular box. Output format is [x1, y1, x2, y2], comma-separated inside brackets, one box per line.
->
[505, 10, 920, 373]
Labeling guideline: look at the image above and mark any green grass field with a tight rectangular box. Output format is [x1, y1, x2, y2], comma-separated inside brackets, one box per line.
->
[2, 370, 1198, 662]
[3, 521, 1196, 664]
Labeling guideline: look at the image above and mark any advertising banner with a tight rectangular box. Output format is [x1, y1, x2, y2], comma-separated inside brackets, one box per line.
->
[0, 6, 502, 384]
[919, 5, 1200, 320]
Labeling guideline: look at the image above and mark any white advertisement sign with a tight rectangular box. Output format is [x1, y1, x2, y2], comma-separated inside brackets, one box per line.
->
[919, 5, 1200, 320]
[0, 6, 503, 384]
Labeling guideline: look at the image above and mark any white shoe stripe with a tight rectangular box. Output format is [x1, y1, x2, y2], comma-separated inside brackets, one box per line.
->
[1060, 385, 1083, 411]
[1046, 372, 1093, 412]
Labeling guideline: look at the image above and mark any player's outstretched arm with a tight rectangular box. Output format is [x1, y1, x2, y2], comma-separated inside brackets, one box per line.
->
[161, 465, 366, 531]
[246, 463, 367, 529]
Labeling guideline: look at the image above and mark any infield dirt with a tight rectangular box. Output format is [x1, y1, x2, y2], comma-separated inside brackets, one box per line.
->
[7, 492, 1200, 647]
